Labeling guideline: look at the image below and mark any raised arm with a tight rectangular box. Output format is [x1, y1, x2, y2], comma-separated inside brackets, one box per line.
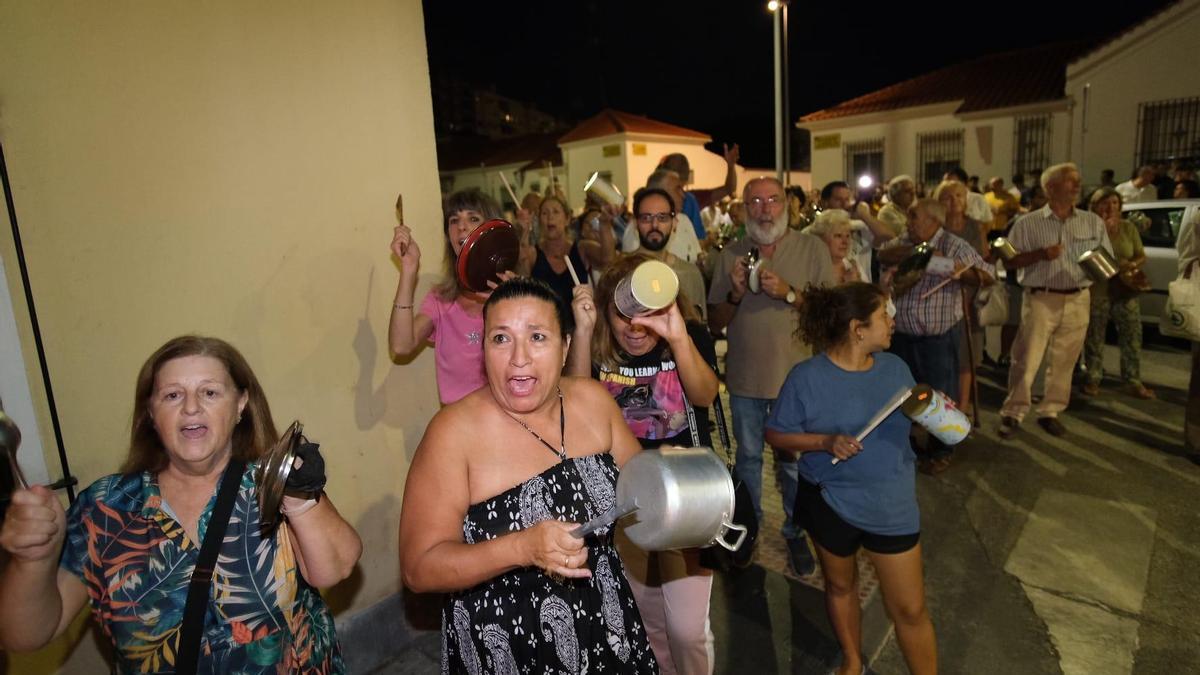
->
[0, 486, 89, 651]
[713, 144, 741, 203]
[565, 285, 597, 377]
[388, 224, 436, 356]
[282, 491, 362, 588]
[634, 306, 718, 406]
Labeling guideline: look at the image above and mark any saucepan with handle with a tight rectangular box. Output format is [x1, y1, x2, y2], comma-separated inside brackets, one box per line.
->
[616, 446, 748, 552]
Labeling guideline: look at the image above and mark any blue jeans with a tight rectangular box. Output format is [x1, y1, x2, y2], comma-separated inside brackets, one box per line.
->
[730, 394, 803, 541]
[889, 322, 962, 458]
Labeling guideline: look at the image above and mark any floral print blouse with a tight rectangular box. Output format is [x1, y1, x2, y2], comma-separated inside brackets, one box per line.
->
[60, 464, 344, 674]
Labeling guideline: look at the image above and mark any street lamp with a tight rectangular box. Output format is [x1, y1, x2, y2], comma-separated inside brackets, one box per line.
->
[768, 1, 790, 185]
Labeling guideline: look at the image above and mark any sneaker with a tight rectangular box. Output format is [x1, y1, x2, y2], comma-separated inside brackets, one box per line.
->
[786, 536, 817, 577]
[1037, 417, 1067, 437]
[998, 416, 1019, 439]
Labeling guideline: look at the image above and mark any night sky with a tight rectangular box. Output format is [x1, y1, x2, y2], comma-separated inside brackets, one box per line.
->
[423, 0, 1174, 168]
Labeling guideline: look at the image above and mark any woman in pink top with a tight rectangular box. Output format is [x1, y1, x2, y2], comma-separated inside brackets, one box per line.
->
[390, 190, 511, 404]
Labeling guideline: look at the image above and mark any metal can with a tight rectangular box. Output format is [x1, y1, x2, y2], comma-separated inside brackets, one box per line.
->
[901, 384, 970, 445]
[584, 172, 625, 207]
[614, 260, 679, 318]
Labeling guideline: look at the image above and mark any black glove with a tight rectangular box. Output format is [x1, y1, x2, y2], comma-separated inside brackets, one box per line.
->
[285, 440, 326, 497]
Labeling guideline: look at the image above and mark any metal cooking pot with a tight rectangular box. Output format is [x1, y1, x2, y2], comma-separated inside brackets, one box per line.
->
[1077, 246, 1118, 283]
[617, 447, 748, 552]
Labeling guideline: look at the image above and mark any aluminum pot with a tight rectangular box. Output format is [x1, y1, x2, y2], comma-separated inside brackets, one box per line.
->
[1077, 246, 1118, 283]
[617, 446, 748, 552]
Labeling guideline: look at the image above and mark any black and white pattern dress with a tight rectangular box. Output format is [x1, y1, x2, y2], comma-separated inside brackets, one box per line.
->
[441, 452, 658, 674]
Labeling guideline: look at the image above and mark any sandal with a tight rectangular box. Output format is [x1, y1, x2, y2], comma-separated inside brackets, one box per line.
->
[1126, 383, 1156, 400]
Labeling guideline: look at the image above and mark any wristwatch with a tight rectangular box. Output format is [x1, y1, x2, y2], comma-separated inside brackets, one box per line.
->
[785, 289, 797, 304]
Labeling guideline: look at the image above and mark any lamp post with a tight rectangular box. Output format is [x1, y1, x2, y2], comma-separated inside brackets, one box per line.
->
[768, 0, 790, 186]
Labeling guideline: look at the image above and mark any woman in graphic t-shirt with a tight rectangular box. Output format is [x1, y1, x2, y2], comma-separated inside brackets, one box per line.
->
[389, 190, 516, 405]
[566, 250, 719, 675]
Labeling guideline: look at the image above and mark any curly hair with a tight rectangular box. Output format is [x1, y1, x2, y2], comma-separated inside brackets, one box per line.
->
[796, 282, 887, 353]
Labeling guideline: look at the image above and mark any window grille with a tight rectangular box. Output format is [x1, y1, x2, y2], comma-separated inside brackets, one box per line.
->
[843, 138, 884, 185]
[1135, 97, 1200, 167]
[916, 130, 964, 188]
[1013, 115, 1052, 177]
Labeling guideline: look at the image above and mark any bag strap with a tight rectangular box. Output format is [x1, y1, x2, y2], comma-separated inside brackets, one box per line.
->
[703, 359, 735, 472]
[176, 458, 246, 675]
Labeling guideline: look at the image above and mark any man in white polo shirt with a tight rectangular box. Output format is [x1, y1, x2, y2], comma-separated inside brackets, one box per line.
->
[998, 163, 1112, 438]
[1115, 165, 1158, 205]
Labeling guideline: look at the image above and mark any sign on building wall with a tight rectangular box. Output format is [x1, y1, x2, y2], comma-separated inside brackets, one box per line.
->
[813, 133, 841, 150]
[631, 143, 646, 156]
[603, 144, 622, 157]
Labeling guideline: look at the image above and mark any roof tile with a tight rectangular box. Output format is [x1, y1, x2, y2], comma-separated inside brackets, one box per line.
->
[558, 109, 710, 144]
[799, 42, 1089, 123]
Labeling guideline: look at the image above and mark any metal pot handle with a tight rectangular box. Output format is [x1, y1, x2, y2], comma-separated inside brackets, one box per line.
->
[712, 517, 749, 552]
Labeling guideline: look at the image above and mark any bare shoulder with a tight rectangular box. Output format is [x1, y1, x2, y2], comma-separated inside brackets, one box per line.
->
[411, 393, 490, 467]
[561, 377, 622, 452]
[562, 376, 617, 411]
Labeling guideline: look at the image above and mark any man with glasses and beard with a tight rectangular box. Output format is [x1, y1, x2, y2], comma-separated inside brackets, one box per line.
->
[708, 177, 836, 576]
[628, 186, 709, 320]
[623, 169, 703, 264]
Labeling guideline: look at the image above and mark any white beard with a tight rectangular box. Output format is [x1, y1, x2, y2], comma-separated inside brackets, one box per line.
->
[748, 211, 789, 245]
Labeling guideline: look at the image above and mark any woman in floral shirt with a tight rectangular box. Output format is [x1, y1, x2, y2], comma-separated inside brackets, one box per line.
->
[0, 336, 361, 673]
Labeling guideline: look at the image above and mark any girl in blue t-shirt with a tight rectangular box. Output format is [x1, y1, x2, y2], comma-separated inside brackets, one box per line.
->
[765, 282, 937, 675]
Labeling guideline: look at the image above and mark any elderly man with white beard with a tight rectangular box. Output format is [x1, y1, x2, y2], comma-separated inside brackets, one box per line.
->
[708, 176, 836, 575]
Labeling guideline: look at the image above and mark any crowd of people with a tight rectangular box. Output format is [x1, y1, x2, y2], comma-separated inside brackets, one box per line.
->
[3, 145, 1196, 675]
[382, 151, 1196, 674]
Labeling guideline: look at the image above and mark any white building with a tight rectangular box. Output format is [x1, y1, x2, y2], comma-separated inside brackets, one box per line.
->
[439, 108, 810, 212]
[1066, 0, 1200, 184]
[800, 0, 1200, 194]
[798, 42, 1080, 192]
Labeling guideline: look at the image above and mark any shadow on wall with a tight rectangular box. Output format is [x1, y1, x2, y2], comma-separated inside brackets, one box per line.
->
[324, 492, 403, 616]
[352, 265, 441, 462]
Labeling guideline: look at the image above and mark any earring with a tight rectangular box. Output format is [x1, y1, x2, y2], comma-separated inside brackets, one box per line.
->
[856, 333, 863, 342]
[236, 414, 243, 424]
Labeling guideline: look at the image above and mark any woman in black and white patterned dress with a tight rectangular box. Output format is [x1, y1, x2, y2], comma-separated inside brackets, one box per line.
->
[399, 277, 658, 674]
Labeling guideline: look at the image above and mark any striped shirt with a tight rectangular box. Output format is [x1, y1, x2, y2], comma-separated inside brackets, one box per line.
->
[889, 228, 992, 336]
[1009, 205, 1112, 290]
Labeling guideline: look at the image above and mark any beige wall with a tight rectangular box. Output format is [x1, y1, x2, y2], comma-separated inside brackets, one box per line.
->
[1066, 1, 1200, 184]
[561, 138, 633, 210]
[0, 1, 441, 672]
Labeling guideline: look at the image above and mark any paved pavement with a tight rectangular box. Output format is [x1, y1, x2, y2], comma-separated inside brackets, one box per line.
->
[372, 334, 1199, 674]
[869, 334, 1199, 675]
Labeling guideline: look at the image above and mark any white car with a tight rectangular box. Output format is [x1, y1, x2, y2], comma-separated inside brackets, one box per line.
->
[1124, 199, 1200, 324]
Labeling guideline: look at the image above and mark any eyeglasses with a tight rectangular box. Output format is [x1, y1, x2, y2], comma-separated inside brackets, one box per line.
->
[636, 212, 674, 226]
[747, 195, 783, 208]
